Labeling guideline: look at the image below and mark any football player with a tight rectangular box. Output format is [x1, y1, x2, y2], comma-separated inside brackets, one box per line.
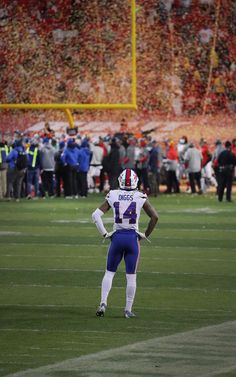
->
[92, 168, 158, 318]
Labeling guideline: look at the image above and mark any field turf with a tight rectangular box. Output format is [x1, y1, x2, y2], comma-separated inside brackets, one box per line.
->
[0, 194, 235, 376]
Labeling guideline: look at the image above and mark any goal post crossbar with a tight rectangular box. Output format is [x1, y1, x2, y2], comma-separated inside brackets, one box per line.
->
[0, 103, 137, 110]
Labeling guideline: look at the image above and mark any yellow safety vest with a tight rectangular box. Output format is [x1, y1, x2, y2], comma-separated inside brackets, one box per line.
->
[5, 146, 12, 155]
[0, 146, 8, 164]
[27, 147, 38, 168]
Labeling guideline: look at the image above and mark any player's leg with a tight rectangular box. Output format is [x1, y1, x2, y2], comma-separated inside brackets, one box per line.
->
[96, 237, 123, 317]
[124, 233, 140, 318]
[125, 273, 137, 318]
[96, 270, 115, 317]
[98, 271, 115, 308]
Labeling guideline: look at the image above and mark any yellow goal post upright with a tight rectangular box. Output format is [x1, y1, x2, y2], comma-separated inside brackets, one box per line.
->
[0, 0, 137, 129]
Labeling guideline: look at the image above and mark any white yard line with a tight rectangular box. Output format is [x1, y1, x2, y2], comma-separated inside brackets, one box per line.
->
[0, 232, 22, 236]
[0, 267, 236, 277]
[0, 305, 234, 314]
[0, 255, 98, 258]
[1, 284, 236, 293]
[1, 254, 236, 262]
[5, 320, 236, 377]
[1, 242, 236, 251]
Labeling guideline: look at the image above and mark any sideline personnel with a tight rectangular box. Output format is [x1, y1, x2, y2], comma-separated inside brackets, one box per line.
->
[217, 141, 236, 202]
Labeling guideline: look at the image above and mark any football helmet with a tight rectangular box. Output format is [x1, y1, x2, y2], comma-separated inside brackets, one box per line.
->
[118, 169, 138, 190]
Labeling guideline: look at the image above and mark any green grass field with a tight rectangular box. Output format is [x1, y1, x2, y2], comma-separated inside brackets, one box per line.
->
[0, 194, 236, 377]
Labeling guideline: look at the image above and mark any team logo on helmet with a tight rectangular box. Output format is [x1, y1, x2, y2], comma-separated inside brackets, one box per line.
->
[118, 169, 138, 190]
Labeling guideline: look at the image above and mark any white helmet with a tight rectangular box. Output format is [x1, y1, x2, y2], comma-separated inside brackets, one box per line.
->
[118, 169, 138, 190]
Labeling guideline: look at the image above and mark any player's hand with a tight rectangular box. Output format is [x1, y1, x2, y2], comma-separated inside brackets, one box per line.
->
[136, 231, 151, 242]
[105, 231, 114, 239]
[103, 231, 114, 242]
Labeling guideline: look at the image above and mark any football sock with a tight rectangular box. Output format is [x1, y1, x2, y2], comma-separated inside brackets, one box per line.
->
[125, 273, 136, 312]
[100, 270, 115, 306]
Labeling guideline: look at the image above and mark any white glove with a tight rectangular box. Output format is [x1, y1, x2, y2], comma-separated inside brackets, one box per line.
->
[102, 231, 115, 242]
[136, 231, 151, 243]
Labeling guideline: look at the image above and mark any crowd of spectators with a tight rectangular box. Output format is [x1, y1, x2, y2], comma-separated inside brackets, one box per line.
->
[0, 0, 236, 116]
[0, 123, 235, 201]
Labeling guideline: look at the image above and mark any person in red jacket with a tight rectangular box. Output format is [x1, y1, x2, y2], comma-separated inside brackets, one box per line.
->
[98, 137, 109, 192]
[232, 139, 236, 156]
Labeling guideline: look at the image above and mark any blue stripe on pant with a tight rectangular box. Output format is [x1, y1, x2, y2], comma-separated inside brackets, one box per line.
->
[106, 230, 140, 274]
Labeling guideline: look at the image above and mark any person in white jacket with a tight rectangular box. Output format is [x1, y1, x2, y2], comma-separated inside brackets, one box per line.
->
[88, 138, 104, 193]
[184, 143, 203, 194]
[39, 138, 55, 197]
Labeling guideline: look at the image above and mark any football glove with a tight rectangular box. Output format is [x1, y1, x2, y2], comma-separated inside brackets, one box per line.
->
[102, 231, 115, 242]
[136, 231, 151, 243]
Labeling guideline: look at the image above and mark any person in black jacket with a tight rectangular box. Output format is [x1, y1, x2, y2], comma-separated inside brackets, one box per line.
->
[148, 140, 162, 196]
[217, 141, 236, 202]
[54, 141, 66, 197]
[107, 138, 121, 190]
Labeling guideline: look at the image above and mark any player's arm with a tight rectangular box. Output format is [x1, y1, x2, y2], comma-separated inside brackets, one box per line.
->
[91, 200, 110, 237]
[143, 200, 158, 238]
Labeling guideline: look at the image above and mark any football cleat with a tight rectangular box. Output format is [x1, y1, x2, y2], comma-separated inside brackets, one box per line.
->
[96, 303, 106, 317]
[124, 310, 136, 319]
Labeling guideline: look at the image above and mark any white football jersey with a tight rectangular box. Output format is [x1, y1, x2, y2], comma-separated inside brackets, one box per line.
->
[106, 189, 147, 231]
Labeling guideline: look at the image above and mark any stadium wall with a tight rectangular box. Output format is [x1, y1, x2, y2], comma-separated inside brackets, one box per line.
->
[0, 112, 235, 144]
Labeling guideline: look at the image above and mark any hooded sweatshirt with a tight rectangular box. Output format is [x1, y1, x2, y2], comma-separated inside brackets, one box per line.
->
[40, 143, 55, 171]
[78, 145, 91, 172]
[61, 141, 79, 167]
[6, 145, 25, 169]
